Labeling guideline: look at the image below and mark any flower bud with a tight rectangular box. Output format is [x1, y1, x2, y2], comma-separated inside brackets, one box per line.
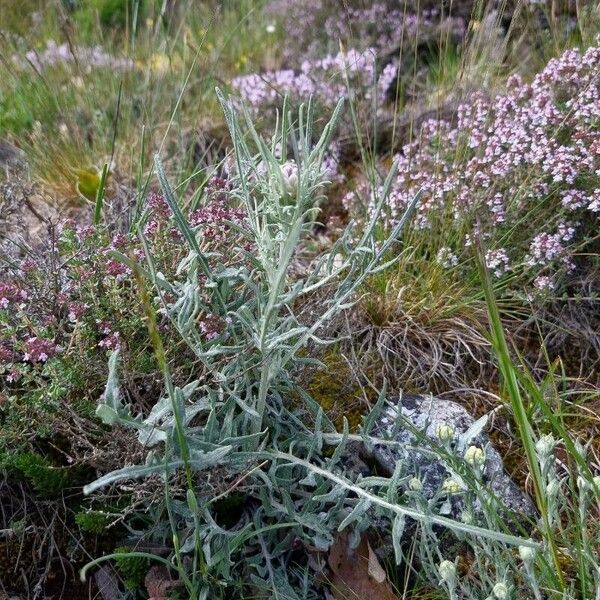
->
[408, 477, 422, 492]
[438, 560, 457, 587]
[465, 445, 486, 467]
[437, 424, 455, 442]
[535, 434, 555, 457]
[442, 478, 463, 494]
[577, 476, 591, 492]
[519, 544, 536, 565]
[280, 161, 298, 195]
[492, 582, 508, 599]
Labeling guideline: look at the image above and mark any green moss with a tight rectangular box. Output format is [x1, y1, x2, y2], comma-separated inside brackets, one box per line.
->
[11, 452, 69, 495]
[75, 510, 112, 534]
[306, 350, 366, 432]
[114, 546, 149, 590]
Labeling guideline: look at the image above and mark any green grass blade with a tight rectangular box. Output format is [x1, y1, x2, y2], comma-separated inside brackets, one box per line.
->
[93, 163, 109, 226]
[476, 242, 565, 590]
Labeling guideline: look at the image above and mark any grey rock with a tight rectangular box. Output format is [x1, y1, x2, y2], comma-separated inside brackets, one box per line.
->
[0, 140, 25, 172]
[369, 394, 536, 517]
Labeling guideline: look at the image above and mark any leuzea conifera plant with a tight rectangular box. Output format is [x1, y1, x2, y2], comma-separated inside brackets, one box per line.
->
[81, 92, 535, 597]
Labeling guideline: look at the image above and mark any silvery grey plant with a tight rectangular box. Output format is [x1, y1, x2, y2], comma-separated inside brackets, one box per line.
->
[81, 94, 537, 598]
[417, 435, 600, 600]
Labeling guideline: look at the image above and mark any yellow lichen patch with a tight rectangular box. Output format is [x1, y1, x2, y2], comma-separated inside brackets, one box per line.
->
[304, 350, 368, 432]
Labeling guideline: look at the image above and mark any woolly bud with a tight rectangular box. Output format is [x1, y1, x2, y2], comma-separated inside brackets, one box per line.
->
[408, 477, 422, 492]
[437, 424, 455, 442]
[535, 434, 555, 457]
[546, 479, 560, 498]
[519, 545, 536, 565]
[442, 478, 463, 495]
[492, 582, 509, 599]
[438, 560, 457, 587]
[465, 445, 486, 467]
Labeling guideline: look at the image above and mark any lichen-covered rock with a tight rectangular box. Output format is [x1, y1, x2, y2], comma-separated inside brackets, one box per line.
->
[0, 139, 25, 172]
[369, 394, 536, 517]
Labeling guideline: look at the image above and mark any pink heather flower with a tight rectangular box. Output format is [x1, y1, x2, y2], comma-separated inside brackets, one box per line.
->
[143, 219, 160, 237]
[23, 337, 59, 363]
[199, 314, 223, 340]
[96, 320, 112, 335]
[15, 40, 133, 71]
[75, 224, 96, 243]
[105, 258, 130, 281]
[6, 368, 22, 383]
[170, 227, 183, 242]
[204, 176, 229, 202]
[561, 189, 587, 210]
[589, 189, 600, 212]
[0, 283, 28, 309]
[487, 193, 506, 223]
[527, 225, 574, 267]
[436, 247, 459, 268]
[148, 192, 171, 218]
[378, 61, 398, 96]
[68, 302, 88, 322]
[111, 233, 130, 249]
[0, 344, 14, 364]
[190, 197, 244, 244]
[21, 259, 37, 274]
[485, 249, 510, 278]
[533, 275, 555, 291]
[360, 41, 600, 288]
[98, 331, 120, 350]
[96, 320, 121, 350]
[321, 143, 344, 184]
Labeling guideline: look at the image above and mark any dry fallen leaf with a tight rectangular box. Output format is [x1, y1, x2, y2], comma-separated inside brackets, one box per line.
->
[328, 531, 399, 600]
[145, 565, 180, 600]
[368, 542, 387, 584]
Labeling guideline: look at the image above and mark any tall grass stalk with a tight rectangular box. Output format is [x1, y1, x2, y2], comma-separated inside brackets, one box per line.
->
[477, 240, 566, 590]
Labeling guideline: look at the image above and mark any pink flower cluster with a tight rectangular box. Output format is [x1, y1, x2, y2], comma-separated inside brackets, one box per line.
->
[23, 337, 59, 363]
[68, 302, 88, 323]
[96, 321, 121, 351]
[190, 180, 245, 244]
[362, 41, 600, 287]
[15, 40, 133, 72]
[232, 48, 394, 111]
[0, 283, 28, 309]
[0, 344, 14, 364]
[199, 314, 224, 341]
[265, 0, 465, 64]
